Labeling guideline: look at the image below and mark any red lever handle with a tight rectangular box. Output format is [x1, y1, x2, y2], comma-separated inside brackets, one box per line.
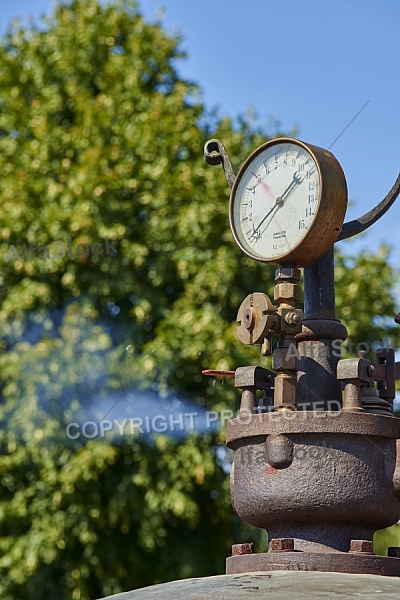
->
[202, 369, 235, 377]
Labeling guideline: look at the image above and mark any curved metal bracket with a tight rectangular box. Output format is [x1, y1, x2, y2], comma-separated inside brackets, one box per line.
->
[204, 139, 236, 189]
[337, 172, 400, 241]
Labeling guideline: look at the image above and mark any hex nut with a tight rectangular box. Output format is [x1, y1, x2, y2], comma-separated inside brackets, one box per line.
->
[232, 542, 254, 556]
[275, 267, 301, 281]
[280, 308, 302, 334]
[273, 347, 298, 371]
[349, 539, 374, 554]
[284, 311, 301, 326]
[270, 538, 295, 552]
[274, 283, 301, 303]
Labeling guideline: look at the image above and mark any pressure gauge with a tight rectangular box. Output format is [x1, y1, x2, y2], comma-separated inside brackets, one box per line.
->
[229, 138, 348, 266]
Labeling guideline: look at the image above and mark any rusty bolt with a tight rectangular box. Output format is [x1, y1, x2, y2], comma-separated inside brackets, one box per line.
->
[270, 538, 295, 552]
[388, 547, 400, 558]
[349, 539, 374, 554]
[232, 542, 254, 556]
[284, 311, 302, 326]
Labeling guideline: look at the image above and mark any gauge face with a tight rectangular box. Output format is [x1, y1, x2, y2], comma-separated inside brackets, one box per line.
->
[231, 140, 321, 264]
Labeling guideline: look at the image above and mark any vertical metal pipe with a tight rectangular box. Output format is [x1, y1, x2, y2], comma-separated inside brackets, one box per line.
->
[297, 246, 345, 408]
[304, 247, 336, 320]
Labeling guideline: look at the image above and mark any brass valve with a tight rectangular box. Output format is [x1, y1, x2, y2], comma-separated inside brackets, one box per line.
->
[236, 292, 278, 351]
[235, 267, 303, 410]
[236, 288, 302, 356]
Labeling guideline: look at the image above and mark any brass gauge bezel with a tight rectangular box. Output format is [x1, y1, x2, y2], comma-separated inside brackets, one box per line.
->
[229, 138, 348, 267]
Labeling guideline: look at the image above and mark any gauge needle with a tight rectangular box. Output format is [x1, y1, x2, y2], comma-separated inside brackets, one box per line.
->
[249, 171, 303, 241]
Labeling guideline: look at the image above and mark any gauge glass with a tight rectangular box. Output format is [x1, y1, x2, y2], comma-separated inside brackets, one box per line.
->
[232, 142, 321, 261]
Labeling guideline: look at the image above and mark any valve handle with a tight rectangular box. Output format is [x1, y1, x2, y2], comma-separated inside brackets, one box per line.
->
[202, 369, 236, 377]
[236, 292, 277, 347]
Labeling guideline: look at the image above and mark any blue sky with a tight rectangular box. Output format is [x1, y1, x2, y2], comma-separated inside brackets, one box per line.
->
[2, 0, 400, 268]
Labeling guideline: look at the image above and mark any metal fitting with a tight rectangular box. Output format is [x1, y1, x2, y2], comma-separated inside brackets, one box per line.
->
[273, 346, 298, 371]
[243, 308, 255, 330]
[275, 267, 301, 282]
[234, 366, 275, 391]
[270, 538, 295, 552]
[337, 358, 370, 412]
[274, 373, 296, 407]
[234, 366, 276, 412]
[237, 292, 277, 346]
[280, 307, 302, 333]
[232, 543, 254, 556]
[337, 358, 370, 383]
[274, 283, 301, 303]
[284, 311, 302, 326]
[349, 540, 374, 554]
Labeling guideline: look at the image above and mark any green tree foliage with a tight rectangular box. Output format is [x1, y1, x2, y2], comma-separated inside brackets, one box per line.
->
[335, 245, 400, 356]
[0, 1, 399, 599]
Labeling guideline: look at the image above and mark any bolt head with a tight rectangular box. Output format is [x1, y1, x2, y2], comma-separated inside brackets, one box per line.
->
[283, 310, 302, 326]
[349, 539, 373, 554]
[270, 538, 294, 552]
[232, 542, 254, 556]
